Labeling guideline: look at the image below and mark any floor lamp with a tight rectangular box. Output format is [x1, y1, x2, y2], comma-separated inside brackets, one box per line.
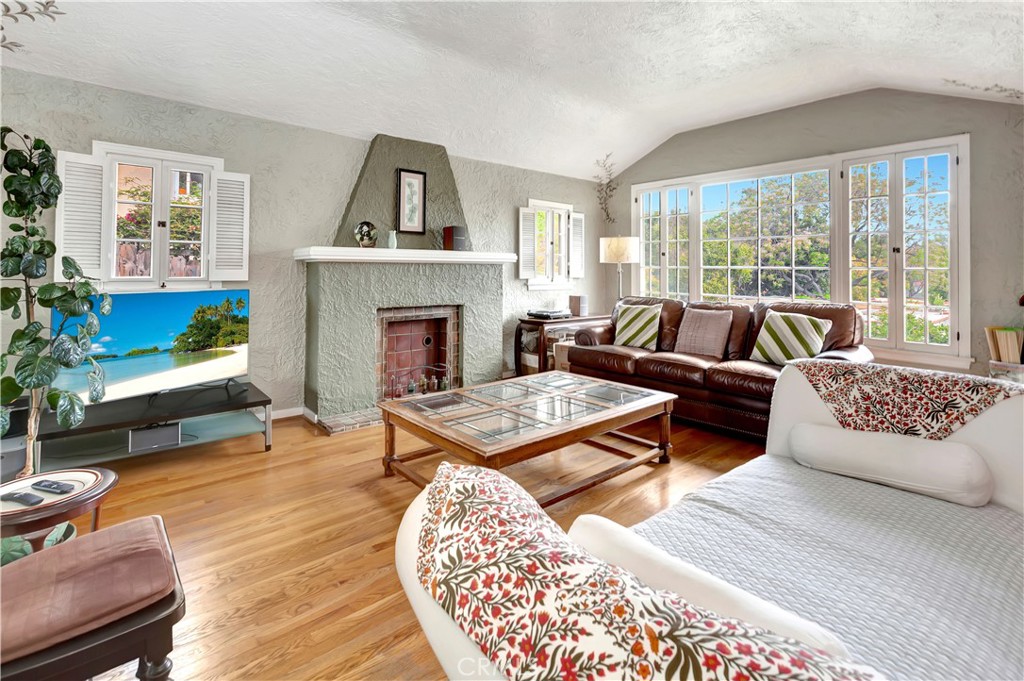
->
[600, 236, 640, 300]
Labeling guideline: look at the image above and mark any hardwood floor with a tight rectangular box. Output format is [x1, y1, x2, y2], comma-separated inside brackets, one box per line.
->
[77, 415, 763, 681]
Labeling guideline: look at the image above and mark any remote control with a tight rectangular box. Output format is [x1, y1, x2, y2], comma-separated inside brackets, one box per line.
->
[1, 491, 45, 507]
[31, 480, 75, 495]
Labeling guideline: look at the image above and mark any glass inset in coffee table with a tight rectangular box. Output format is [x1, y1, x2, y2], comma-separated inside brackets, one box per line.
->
[379, 372, 676, 507]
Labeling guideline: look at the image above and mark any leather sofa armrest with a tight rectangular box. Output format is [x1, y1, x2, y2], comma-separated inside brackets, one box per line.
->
[575, 324, 614, 346]
[816, 345, 874, 363]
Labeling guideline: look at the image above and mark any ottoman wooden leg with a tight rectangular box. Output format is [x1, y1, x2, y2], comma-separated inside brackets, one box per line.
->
[137, 655, 173, 681]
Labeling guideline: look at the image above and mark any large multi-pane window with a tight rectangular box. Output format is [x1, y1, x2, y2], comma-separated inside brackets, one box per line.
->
[845, 149, 956, 352]
[112, 159, 210, 281]
[639, 187, 689, 300]
[634, 135, 967, 363]
[698, 171, 830, 303]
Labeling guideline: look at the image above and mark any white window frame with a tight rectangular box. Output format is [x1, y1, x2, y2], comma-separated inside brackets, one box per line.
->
[521, 199, 582, 292]
[631, 134, 971, 369]
[95, 142, 225, 291]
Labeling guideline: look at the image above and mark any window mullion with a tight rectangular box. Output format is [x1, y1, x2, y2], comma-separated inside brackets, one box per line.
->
[890, 154, 905, 351]
[689, 186, 700, 300]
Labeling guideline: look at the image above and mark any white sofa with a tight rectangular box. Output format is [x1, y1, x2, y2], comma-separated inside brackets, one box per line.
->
[396, 366, 1024, 680]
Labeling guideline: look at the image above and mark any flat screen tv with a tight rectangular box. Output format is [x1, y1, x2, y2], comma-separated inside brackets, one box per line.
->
[51, 289, 250, 403]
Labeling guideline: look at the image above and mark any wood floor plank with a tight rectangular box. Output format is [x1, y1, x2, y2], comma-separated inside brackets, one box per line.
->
[73, 415, 761, 680]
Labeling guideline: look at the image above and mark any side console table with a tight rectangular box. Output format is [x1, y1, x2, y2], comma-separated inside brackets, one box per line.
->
[514, 316, 611, 376]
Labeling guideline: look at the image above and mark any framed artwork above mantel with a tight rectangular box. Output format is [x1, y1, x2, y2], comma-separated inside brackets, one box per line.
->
[396, 168, 426, 233]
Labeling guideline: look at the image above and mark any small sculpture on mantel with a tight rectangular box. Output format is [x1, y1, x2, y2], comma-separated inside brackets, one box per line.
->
[354, 221, 378, 248]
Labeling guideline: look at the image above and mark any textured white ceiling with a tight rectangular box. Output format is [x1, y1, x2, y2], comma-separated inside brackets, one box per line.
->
[3, 1, 1021, 178]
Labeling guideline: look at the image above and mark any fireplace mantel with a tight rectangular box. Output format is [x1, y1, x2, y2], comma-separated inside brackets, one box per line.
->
[293, 246, 517, 265]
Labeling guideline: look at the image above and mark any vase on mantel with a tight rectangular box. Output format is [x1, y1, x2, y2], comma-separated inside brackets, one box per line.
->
[354, 221, 377, 248]
[386, 231, 398, 249]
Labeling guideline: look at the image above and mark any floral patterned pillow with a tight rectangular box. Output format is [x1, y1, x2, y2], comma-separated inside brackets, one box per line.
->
[417, 463, 884, 681]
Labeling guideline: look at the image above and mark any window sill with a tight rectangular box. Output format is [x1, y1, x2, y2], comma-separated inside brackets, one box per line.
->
[868, 347, 975, 372]
[526, 280, 573, 292]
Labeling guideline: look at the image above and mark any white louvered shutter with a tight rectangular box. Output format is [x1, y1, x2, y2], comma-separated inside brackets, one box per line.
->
[209, 171, 250, 281]
[568, 212, 585, 279]
[518, 207, 538, 280]
[54, 151, 106, 281]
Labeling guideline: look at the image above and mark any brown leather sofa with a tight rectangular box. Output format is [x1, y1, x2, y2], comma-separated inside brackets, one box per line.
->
[568, 297, 874, 439]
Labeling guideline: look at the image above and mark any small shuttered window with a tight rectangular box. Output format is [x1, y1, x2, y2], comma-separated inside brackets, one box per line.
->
[517, 199, 584, 291]
[54, 142, 251, 286]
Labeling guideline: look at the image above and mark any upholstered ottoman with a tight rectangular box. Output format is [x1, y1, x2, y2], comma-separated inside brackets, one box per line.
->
[1, 515, 186, 681]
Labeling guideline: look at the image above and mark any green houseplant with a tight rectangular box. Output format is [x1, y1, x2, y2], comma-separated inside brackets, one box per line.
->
[0, 127, 111, 478]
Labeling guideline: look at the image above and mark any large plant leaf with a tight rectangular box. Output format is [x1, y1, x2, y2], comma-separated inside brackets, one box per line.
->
[87, 370, 105, 404]
[1, 376, 23, 404]
[14, 354, 59, 389]
[84, 312, 100, 336]
[2, 149, 28, 173]
[19, 253, 46, 278]
[31, 239, 56, 258]
[0, 406, 9, 438]
[20, 338, 47, 358]
[76, 325, 91, 352]
[1, 353, 6, 373]
[51, 333, 86, 369]
[0, 256, 20, 277]
[5, 235, 29, 254]
[54, 292, 91, 317]
[1, 535, 30, 565]
[60, 256, 83, 280]
[55, 391, 85, 429]
[0, 286, 21, 310]
[73, 280, 96, 298]
[99, 292, 112, 315]
[6, 321, 44, 353]
[36, 282, 67, 301]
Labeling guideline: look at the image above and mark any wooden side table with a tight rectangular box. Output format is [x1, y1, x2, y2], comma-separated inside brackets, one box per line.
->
[1, 467, 118, 552]
[514, 316, 611, 376]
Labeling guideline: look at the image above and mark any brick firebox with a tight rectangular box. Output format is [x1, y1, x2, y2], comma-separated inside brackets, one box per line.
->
[376, 306, 461, 401]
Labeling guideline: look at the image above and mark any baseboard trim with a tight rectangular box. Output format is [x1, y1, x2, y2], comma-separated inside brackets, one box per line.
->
[302, 407, 318, 424]
[269, 407, 304, 421]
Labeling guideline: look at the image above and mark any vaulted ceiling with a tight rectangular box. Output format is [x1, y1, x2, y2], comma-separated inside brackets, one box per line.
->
[4, 2, 1021, 178]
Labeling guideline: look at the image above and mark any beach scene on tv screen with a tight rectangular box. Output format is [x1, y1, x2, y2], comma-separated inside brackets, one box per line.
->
[52, 289, 249, 402]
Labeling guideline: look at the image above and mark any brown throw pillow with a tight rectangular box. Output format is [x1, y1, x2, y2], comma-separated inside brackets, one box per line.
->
[674, 308, 734, 358]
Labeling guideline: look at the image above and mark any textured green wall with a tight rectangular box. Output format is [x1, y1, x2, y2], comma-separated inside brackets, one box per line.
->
[333, 134, 467, 250]
[305, 261, 504, 417]
[2, 68, 604, 412]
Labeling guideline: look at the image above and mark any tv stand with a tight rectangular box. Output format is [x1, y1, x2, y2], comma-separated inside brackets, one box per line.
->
[35, 382, 272, 473]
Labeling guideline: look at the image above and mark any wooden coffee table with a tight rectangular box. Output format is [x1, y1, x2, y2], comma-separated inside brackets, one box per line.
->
[380, 372, 675, 507]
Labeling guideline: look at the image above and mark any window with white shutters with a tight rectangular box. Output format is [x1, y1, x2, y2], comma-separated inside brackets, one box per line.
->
[517, 199, 584, 291]
[54, 142, 250, 288]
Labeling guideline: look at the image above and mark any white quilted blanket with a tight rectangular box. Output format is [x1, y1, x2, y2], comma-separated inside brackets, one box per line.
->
[633, 455, 1024, 681]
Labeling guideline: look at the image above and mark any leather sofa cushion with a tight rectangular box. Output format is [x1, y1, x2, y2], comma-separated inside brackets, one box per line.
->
[567, 344, 650, 375]
[706, 360, 782, 400]
[685, 302, 753, 360]
[636, 352, 720, 387]
[752, 302, 860, 352]
[1, 516, 175, 663]
[612, 297, 685, 352]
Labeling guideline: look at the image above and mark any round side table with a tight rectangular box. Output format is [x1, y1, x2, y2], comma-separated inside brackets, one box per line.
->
[1, 468, 119, 552]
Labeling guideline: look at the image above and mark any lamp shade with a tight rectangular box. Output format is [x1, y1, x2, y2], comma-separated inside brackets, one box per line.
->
[599, 236, 640, 264]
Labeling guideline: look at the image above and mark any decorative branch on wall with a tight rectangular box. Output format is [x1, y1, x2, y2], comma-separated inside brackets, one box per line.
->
[943, 79, 1024, 102]
[594, 153, 620, 225]
[2, 0, 64, 52]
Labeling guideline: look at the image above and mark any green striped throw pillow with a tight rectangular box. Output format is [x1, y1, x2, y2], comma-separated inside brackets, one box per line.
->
[613, 304, 662, 350]
[750, 310, 833, 366]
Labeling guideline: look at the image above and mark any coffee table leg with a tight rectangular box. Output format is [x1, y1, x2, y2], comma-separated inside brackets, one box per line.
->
[658, 405, 672, 463]
[91, 507, 101, 532]
[383, 412, 396, 477]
